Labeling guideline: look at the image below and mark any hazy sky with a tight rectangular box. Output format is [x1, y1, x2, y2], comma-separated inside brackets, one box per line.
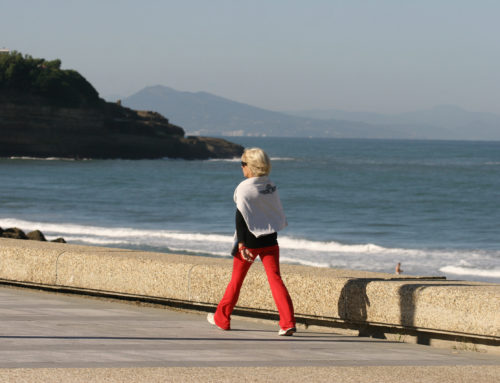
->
[2, 0, 499, 114]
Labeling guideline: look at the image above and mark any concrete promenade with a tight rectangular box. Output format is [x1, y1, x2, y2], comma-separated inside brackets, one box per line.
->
[2, 238, 499, 351]
[0, 286, 499, 382]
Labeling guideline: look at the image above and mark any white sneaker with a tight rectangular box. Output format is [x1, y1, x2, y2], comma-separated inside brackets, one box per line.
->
[278, 327, 296, 336]
[207, 313, 226, 331]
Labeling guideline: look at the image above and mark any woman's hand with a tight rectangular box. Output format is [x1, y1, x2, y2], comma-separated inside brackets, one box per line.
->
[239, 244, 254, 263]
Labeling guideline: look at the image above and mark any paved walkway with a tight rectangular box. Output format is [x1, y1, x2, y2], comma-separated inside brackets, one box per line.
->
[0, 285, 498, 382]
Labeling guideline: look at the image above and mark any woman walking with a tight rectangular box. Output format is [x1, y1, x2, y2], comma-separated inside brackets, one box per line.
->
[207, 148, 296, 336]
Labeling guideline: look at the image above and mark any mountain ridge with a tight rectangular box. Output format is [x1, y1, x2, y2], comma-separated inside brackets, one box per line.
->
[283, 105, 500, 141]
[123, 86, 499, 140]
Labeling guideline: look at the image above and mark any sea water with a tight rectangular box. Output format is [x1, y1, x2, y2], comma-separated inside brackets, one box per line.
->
[1, 137, 499, 283]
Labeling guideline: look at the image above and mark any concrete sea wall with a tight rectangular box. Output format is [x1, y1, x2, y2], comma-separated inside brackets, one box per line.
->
[0, 238, 498, 352]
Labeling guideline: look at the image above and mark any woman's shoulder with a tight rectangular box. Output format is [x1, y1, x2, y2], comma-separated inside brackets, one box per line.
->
[235, 178, 250, 192]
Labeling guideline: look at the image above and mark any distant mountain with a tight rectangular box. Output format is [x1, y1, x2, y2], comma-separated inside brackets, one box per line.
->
[123, 85, 498, 140]
[285, 105, 500, 141]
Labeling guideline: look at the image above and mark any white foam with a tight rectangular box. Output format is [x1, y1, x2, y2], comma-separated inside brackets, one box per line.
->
[0, 218, 232, 244]
[0, 218, 491, 259]
[0, 218, 394, 255]
[280, 256, 330, 268]
[7, 156, 87, 161]
[440, 266, 500, 278]
[207, 157, 241, 162]
[61, 236, 131, 245]
[279, 236, 385, 253]
[3, 217, 499, 282]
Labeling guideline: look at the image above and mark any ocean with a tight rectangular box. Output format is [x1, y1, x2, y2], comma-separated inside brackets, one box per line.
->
[1, 137, 499, 283]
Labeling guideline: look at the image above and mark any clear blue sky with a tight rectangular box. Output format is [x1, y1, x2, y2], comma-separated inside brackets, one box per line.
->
[2, 0, 499, 114]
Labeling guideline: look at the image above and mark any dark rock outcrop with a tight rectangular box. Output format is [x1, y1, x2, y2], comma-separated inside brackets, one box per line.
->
[0, 92, 244, 160]
[1, 227, 28, 240]
[0, 227, 65, 243]
[26, 230, 47, 241]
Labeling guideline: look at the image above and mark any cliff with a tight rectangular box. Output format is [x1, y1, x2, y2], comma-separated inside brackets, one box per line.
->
[0, 52, 243, 159]
[0, 92, 243, 159]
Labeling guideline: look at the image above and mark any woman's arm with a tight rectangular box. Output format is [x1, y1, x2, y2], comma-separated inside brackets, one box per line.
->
[235, 209, 247, 246]
[235, 209, 254, 262]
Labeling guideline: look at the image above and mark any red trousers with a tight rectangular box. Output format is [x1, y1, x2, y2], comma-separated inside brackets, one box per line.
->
[214, 245, 295, 330]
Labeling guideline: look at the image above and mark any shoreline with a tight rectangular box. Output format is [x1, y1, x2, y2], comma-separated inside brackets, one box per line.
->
[1, 222, 500, 285]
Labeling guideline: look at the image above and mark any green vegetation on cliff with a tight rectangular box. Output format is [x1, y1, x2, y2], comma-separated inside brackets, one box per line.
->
[0, 51, 101, 107]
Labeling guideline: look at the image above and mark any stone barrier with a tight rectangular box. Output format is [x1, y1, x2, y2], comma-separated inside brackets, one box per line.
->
[0, 238, 498, 352]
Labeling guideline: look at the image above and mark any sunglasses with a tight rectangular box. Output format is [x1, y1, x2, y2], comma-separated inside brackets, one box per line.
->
[241, 161, 247, 167]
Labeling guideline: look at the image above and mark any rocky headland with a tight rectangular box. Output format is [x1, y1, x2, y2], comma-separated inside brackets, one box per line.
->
[0, 93, 243, 159]
[0, 52, 243, 160]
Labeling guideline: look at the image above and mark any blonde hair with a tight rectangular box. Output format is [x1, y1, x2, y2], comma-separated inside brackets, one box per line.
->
[242, 147, 271, 176]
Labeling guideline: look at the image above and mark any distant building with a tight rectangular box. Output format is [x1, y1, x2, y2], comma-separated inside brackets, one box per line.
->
[0, 48, 10, 54]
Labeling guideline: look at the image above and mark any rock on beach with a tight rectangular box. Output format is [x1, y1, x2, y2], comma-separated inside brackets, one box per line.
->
[0, 227, 65, 243]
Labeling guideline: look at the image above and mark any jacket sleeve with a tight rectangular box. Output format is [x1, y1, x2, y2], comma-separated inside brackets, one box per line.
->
[235, 208, 247, 245]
